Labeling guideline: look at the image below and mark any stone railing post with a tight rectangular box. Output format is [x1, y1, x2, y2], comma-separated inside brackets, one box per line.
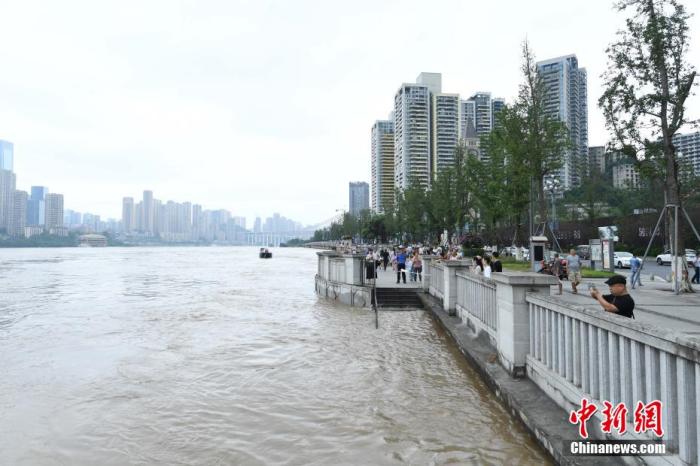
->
[491, 272, 557, 378]
[317, 250, 339, 280]
[346, 253, 365, 285]
[421, 255, 437, 293]
[442, 260, 471, 315]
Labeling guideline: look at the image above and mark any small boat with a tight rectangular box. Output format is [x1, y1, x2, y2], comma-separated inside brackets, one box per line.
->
[259, 248, 272, 259]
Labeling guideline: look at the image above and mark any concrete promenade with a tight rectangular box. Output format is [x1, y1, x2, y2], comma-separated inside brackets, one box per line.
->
[371, 264, 423, 289]
[551, 278, 700, 336]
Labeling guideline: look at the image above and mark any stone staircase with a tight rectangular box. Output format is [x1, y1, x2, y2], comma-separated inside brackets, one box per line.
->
[374, 288, 424, 309]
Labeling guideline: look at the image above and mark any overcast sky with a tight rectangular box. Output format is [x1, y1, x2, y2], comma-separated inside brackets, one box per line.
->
[1, 0, 698, 226]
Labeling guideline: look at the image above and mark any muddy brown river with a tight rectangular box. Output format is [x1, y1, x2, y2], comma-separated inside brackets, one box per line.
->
[0, 247, 551, 465]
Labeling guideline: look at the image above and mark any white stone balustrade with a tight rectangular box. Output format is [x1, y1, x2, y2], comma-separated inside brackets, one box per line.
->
[456, 272, 497, 343]
[315, 251, 370, 307]
[527, 294, 700, 464]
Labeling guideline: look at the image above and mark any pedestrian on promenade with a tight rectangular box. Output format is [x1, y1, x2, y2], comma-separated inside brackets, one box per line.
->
[365, 249, 377, 280]
[492, 252, 503, 273]
[396, 248, 407, 284]
[407, 253, 414, 282]
[473, 256, 484, 274]
[381, 249, 389, 271]
[692, 252, 700, 284]
[483, 256, 493, 278]
[551, 252, 563, 295]
[566, 249, 582, 294]
[413, 253, 423, 282]
[630, 253, 643, 289]
[590, 275, 635, 318]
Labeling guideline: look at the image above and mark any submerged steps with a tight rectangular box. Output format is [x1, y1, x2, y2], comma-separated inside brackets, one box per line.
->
[374, 288, 424, 309]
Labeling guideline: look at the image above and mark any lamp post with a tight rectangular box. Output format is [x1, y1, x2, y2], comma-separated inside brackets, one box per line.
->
[544, 176, 561, 232]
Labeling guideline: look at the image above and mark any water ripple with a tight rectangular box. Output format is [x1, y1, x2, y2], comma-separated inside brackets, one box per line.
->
[0, 246, 550, 465]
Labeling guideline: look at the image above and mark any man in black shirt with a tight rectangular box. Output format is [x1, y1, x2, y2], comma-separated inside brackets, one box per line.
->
[492, 252, 503, 273]
[589, 275, 635, 318]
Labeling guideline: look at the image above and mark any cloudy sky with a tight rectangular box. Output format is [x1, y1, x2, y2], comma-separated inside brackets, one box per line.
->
[1, 0, 698, 226]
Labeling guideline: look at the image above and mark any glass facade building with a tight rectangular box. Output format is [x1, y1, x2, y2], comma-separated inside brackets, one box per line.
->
[0, 140, 13, 172]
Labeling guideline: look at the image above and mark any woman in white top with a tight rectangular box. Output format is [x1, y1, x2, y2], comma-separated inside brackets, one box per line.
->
[483, 256, 493, 278]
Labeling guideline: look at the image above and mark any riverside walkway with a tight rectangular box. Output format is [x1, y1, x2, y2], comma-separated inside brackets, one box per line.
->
[551, 278, 700, 336]
[372, 265, 422, 289]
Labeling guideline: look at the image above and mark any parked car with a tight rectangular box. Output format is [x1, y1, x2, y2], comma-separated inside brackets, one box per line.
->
[613, 251, 633, 269]
[655, 249, 697, 265]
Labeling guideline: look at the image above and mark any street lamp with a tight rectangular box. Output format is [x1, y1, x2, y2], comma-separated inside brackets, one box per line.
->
[544, 176, 561, 232]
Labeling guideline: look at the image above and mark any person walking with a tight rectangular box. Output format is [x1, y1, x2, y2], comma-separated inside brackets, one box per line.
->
[692, 252, 700, 284]
[629, 253, 643, 289]
[473, 256, 484, 275]
[407, 253, 414, 282]
[483, 256, 493, 278]
[551, 252, 563, 295]
[566, 248, 582, 294]
[491, 252, 503, 273]
[381, 249, 390, 271]
[396, 248, 407, 284]
[365, 249, 377, 280]
[413, 253, 423, 282]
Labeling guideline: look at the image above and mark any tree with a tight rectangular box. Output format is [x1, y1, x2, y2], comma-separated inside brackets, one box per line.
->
[477, 41, 569, 243]
[599, 0, 697, 291]
[479, 105, 532, 244]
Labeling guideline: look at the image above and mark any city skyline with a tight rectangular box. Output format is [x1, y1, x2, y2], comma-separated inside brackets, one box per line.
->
[1, 0, 699, 224]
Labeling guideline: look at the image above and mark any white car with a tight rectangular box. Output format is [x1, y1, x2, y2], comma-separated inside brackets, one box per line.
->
[613, 252, 634, 269]
[655, 249, 697, 265]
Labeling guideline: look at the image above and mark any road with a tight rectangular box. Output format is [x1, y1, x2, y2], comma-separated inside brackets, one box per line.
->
[590, 258, 684, 282]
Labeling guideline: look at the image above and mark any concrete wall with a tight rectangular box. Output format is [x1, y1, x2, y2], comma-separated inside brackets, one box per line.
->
[315, 251, 372, 308]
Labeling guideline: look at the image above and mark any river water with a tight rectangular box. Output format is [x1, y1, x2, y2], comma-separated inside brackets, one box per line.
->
[0, 247, 550, 465]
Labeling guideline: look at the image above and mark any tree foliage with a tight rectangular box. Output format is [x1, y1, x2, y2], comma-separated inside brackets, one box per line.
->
[599, 0, 697, 290]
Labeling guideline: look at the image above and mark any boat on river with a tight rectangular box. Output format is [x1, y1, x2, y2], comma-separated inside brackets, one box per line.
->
[259, 248, 272, 259]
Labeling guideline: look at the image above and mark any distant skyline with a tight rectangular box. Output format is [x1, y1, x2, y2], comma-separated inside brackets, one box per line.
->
[1, 0, 699, 225]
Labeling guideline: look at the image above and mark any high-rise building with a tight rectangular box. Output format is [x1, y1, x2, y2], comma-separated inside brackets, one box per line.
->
[432, 93, 460, 176]
[459, 99, 476, 141]
[467, 92, 494, 136]
[0, 169, 17, 231]
[587, 146, 606, 175]
[349, 182, 369, 216]
[370, 120, 395, 213]
[609, 153, 640, 189]
[192, 204, 203, 240]
[0, 140, 13, 171]
[253, 217, 262, 233]
[462, 92, 505, 161]
[45, 193, 64, 228]
[10, 190, 27, 237]
[537, 54, 588, 190]
[122, 197, 135, 233]
[142, 190, 154, 234]
[153, 199, 163, 235]
[233, 216, 246, 230]
[394, 76, 433, 190]
[462, 119, 481, 158]
[491, 98, 505, 129]
[27, 186, 49, 226]
[673, 131, 700, 175]
[134, 202, 143, 231]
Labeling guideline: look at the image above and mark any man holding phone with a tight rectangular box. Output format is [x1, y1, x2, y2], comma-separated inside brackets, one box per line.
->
[589, 275, 635, 318]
